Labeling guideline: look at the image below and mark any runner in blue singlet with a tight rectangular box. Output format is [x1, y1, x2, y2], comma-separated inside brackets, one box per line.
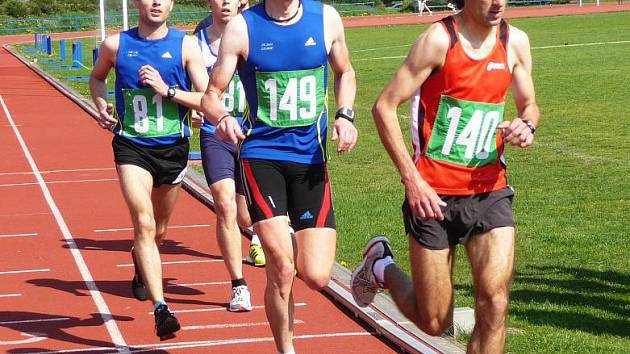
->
[200, 0, 358, 352]
[89, 0, 208, 339]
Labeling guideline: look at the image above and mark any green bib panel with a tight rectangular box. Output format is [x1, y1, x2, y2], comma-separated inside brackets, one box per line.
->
[255, 66, 325, 128]
[122, 88, 181, 138]
[426, 95, 505, 167]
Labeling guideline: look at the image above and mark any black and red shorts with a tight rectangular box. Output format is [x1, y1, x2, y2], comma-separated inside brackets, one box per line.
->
[240, 159, 336, 231]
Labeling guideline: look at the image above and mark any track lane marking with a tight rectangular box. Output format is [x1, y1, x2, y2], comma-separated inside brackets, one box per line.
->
[166, 281, 230, 287]
[0, 232, 37, 238]
[0, 317, 70, 325]
[95, 224, 210, 233]
[0, 167, 115, 176]
[0, 268, 49, 275]
[182, 319, 305, 331]
[147, 303, 307, 315]
[0, 178, 118, 188]
[116, 259, 226, 267]
[0, 95, 129, 353]
[0, 293, 22, 298]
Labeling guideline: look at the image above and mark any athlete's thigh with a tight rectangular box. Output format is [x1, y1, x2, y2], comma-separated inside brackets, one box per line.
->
[151, 182, 182, 231]
[240, 159, 288, 223]
[255, 216, 294, 264]
[294, 227, 336, 278]
[117, 164, 154, 220]
[286, 162, 335, 231]
[409, 238, 456, 320]
[465, 226, 515, 296]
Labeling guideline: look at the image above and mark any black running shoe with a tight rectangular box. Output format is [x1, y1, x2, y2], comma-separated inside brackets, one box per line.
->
[154, 304, 181, 338]
[131, 250, 148, 301]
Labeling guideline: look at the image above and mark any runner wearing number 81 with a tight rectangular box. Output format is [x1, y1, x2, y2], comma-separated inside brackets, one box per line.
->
[201, 0, 357, 352]
[351, 0, 540, 352]
[89, 0, 208, 339]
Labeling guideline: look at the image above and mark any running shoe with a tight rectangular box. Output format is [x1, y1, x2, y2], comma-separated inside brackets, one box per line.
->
[229, 285, 253, 312]
[131, 249, 148, 301]
[246, 243, 266, 267]
[154, 304, 181, 338]
[350, 236, 393, 307]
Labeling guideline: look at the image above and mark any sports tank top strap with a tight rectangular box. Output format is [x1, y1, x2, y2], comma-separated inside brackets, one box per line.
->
[499, 19, 509, 50]
[439, 16, 458, 49]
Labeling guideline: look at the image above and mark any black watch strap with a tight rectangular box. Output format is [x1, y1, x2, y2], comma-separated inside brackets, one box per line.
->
[335, 107, 355, 123]
[167, 86, 177, 99]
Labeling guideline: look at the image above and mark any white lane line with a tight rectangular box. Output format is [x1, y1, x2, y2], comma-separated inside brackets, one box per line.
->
[0, 317, 70, 325]
[149, 303, 307, 315]
[354, 39, 630, 61]
[0, 232, 37, 238]
[183, 319, 305, 331]
[24, 332, 375, 353]
[117, 259, 226, 268]
[95, 224, 210, 233]
[0, 95, 129, 353]
[0, 178, 118, 188]
[0, 268, 49, 275]
[167, 281, 231, 287]
[0, 293, 22, 298]
[0, 167, 115, 176]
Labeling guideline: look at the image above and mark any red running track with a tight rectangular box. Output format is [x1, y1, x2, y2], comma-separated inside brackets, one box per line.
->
[0, 47, 397, 352]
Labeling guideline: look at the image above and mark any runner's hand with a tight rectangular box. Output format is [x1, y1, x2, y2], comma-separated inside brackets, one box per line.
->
[139, 65, 168, 97]
[332, 118, 358, 153]
[191, 110, 203, 128]
[216, 115, 245, 144]
[498, 118, 534, 148]
[404, 171, 447, 221]
[96, 102, 116, 130]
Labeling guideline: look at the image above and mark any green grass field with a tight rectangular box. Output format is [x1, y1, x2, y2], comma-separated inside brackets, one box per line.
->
[12, 11, 630, 353]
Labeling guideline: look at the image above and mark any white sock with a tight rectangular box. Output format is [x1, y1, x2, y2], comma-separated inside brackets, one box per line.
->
[373, 256, 394, 285]
[251, 233, 260, 245]
[278, 347, 295, 354]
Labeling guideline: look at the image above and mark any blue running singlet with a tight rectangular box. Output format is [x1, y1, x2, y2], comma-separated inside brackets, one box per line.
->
[196, 27, 245, 135]
[238, 0, 329, 164]
[114, 28, 191, 147]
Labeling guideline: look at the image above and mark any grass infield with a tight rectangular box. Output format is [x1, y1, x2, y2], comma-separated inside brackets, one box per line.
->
[12, 11, 630, 353]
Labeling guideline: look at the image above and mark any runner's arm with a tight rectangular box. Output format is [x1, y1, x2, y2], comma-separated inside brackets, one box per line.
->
[500, 27, 540, 147]
[324, 4, 357, 152]
[89, 35, 119, 129]
[372, 24, 448, 220]
[138, 36, 206, 111]
[201, 15, 248, 143]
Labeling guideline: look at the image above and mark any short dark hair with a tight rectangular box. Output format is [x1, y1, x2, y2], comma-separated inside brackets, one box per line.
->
[450, 0, 464, 9]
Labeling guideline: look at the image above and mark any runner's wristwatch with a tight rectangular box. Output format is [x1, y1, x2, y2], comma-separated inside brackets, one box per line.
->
[522, 119, 536, 134]
[335, 107, 355, 123]
[167, 86, 177, 99]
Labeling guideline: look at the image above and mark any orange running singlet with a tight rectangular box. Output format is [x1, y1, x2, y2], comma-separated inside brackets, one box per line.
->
[412, 16, 512, 195]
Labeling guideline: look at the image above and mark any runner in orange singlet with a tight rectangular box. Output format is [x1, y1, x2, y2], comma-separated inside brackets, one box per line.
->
[351, 0, 540, 352]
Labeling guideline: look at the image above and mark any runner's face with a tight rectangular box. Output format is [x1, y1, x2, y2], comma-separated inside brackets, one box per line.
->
[134, 0, 174, 26]
[208, 0, 239, 24]
[467, 0, 506, 26]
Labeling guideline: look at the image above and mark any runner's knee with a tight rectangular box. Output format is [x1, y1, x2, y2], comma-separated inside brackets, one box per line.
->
[214, 195, 237, 223]
[476, 291, 509, 328]
[300, 270, 331, 291]
[416, 315, 452, 336]
[268, 258, 295, 293]
[134, 213, 156, 239]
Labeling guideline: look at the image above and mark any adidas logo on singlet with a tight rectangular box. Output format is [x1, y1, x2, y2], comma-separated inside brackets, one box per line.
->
[486, 61, 506, 71]
[304, 37, 317, 46]
[161, 51, 173, 59]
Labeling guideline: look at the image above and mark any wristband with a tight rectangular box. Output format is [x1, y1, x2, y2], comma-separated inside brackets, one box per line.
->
[217, 114, 231, 126]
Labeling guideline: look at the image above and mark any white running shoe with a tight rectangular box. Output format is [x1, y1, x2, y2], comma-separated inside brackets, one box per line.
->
[350, 236, 393, 307]
[229, 285, 253, 312]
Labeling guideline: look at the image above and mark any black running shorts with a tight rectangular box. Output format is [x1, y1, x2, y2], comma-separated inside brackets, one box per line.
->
[112, 135, 189, 188]
[402, 187, 515, 250]
[240, 158, 336, 231]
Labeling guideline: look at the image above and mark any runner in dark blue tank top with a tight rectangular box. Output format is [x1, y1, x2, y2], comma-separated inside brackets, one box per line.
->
[201, 0, 357, 352]
[89, 0, 208, 339]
